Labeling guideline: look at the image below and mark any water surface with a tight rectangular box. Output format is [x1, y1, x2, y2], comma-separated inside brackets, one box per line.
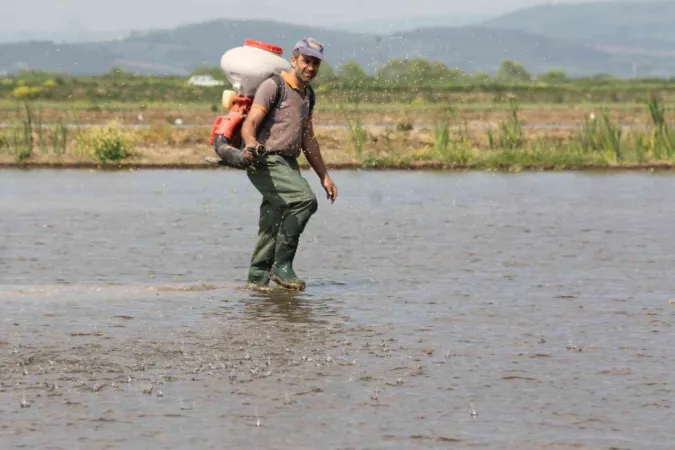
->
[1, 169, 673, 449]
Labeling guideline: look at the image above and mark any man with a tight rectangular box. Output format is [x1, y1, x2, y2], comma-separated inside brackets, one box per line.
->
[239, 36, 338, 291]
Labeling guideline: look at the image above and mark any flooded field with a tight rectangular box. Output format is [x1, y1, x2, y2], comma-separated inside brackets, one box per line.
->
[1, 168, 674, 449]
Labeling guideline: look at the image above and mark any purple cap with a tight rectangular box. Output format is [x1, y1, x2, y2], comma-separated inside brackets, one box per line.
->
[294, 36, 324, 60]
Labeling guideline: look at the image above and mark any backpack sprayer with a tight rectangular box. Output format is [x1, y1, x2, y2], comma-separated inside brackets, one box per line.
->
[208, 39, 292, 168]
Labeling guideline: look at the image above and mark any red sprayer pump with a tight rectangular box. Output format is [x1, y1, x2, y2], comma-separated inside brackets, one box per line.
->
[207, 39, 291, 168]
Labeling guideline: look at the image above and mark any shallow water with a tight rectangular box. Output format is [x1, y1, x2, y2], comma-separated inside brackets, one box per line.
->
[1, 168, 674, 449]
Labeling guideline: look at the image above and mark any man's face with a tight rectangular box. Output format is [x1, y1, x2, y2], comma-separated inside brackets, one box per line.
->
[292, 53, 322, 83]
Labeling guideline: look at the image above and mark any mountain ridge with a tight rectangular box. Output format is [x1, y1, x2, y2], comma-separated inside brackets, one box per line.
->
[483, 1, 675, 47]
[2, 2, 675, 78]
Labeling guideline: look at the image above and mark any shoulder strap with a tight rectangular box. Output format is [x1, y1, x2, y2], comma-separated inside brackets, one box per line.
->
[307, 84, 315, 116]
[266, 73, 314, 116]
[268, 73, 284, 111]
[253, 73, 284, 148]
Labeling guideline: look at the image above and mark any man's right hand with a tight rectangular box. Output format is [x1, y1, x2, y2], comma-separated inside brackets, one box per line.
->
[242, 148, 256, 162]
[241, 141, 258, 161]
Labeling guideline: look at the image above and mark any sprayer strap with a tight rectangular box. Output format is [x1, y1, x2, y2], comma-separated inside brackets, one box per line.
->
[269, 73, 285, 112]
[307, 84, 315, 117]
[268, 73, 315, 116]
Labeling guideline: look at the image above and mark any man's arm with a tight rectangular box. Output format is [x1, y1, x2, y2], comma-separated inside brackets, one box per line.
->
[241, 107, 267, 148]
[302, 116, 328, 179]
[302, 116, 338, 203]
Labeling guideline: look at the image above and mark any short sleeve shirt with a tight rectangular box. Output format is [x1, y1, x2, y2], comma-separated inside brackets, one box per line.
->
[251, 72, 313, 158]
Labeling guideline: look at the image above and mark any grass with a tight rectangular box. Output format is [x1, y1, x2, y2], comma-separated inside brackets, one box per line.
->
[646, 94, 675, 159]
[429, 108, 472, 165]
[2, 97, 675, 170]
[337, 101, 368, 162]
[488, 101, 525, 150]
[0, 104, 134, 164]
[342, 96, 675, 170]
[3, 99, 675, 114]
[1, 95, 672, 131]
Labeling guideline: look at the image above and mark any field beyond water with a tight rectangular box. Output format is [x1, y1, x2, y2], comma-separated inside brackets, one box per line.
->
[3, 68, 675, 170]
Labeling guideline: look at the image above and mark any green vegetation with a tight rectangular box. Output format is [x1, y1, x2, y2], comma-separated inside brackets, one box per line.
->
[356, 98, 675, 170]
[2, 52, 675, 170]
[4, 59, 675, 107]
[0, 102, 68, 161]
[2, 3, 675, 171]
[3, 96, 675, 170]
[75, 121, 135, 163]
[0, 102, 134, 164]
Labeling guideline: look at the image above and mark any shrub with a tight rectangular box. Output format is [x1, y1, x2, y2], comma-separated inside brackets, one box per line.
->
[76, 121, 134, 163]
[12, 85, 44, 100]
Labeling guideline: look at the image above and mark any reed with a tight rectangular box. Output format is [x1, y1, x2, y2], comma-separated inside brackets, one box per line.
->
[338, 102, 367, 162]
[646, 94, 675, 159]
[4, 98, 675, 169]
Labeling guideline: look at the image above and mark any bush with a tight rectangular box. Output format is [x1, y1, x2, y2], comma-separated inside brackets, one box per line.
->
[76, 121, 134, 163]
[12, 85, 44, 100]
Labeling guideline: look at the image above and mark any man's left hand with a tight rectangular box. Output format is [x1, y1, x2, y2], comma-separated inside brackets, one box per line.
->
[322, 176, 338, 204]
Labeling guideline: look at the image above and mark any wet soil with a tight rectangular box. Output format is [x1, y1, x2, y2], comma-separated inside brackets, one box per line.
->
[1, 169, 674, 448]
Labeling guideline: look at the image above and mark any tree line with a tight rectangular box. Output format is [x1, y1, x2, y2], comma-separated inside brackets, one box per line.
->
[190, 58, 643, 88]
[4, 57, 675, 104]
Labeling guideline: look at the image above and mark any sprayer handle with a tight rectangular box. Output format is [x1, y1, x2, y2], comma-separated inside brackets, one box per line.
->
[246, 144, 267, 157]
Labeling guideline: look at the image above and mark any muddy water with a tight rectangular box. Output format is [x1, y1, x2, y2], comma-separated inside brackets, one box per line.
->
[1, 169, 674, 449]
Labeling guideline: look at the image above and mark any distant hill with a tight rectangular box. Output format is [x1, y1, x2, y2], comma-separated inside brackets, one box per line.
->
[0, 41, 123, 74]
[386, 26, 621, 76]
[483, 1, 675, 51]
[328, 13, 492, 34]
[85, 20, 382, 74]
[0, 20, 380, 76]
[0, 29, 132, 44]
[1, 15, 674, 78]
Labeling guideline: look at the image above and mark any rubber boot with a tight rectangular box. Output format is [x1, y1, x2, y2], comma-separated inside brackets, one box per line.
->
[247, 270, 271, 288]
[246, 200, 282, 287]
[270, 233, 305, 291]
[247, 247, 273, 287]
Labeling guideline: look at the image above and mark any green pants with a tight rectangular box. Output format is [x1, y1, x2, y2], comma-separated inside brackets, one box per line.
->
[246, 154, 318, 286]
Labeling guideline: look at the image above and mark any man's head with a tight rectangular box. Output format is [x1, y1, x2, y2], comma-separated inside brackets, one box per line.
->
[290, 37, 324, 84]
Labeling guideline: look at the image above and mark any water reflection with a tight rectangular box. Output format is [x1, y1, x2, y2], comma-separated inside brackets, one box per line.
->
[239, 287, 335, 325]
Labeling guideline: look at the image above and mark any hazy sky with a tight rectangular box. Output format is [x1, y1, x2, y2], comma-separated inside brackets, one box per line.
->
[4, 0, 604, 34]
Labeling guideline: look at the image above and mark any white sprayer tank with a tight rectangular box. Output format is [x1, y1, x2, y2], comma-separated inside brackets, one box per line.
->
[220, 40, 291, 97]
